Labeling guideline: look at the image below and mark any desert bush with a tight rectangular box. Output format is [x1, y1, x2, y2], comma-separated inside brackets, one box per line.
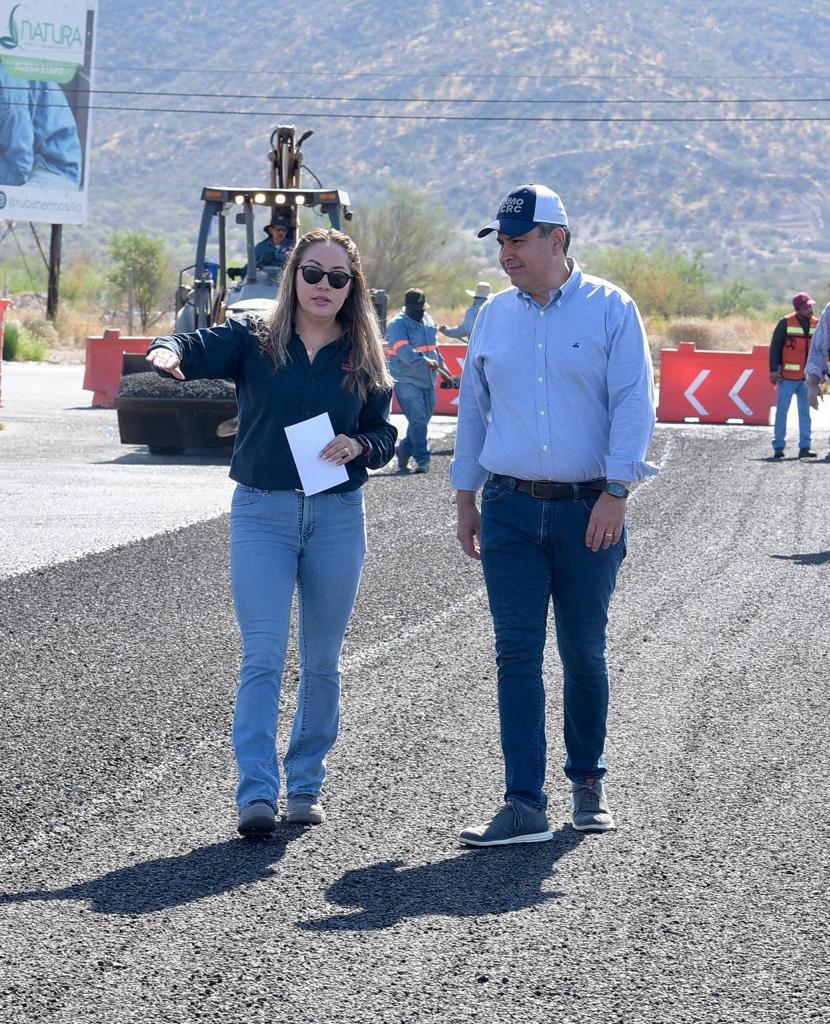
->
[2, 321, 47, 361]
[348, 182, 478, 308]
[661, 316, 770, 351]
[53, 305, 107, 348]
[587, 247, 714, 318]
[20, 316, 59, 346]
[61, 259, 109, 310]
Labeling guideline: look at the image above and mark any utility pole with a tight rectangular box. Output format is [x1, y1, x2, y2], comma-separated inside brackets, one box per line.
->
[46, 223, 62, 321]
[127, 267, 134, 334]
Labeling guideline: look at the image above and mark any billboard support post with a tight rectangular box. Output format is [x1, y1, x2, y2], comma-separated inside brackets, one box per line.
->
[47, 224, 62, 321]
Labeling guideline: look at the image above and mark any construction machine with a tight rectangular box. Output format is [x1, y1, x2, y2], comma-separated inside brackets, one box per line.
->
[116, 125, 387, 455]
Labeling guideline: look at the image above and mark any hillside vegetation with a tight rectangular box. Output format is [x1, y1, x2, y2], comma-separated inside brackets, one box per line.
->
[9, 1, 830, 304]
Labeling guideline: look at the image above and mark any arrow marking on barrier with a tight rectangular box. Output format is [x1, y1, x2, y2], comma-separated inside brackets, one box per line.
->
[684, 369, 710, 416]
[728, 369, 753, 416]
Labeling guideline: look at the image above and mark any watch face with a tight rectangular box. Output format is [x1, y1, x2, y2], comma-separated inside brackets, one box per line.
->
[606, 482, 628, 498]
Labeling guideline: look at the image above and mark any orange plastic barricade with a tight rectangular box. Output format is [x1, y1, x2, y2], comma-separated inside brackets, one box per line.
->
[83, 329, 154, 407]
[657, 342, 776, 426]
[390, 343, 467, 417]
[0, 297, 11, 407]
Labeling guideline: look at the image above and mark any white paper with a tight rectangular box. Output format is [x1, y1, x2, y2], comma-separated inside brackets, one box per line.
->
[284, 413, 349, 496]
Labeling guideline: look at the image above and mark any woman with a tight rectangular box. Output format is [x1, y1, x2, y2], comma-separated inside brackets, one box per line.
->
[146, 228, 397, 836]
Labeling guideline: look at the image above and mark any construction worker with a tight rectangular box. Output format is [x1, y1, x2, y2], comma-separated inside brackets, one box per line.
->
[439, 281, 492, 341]
[769, 292, 818, 458]
[253, 217, 293, 271]
[229, 216, 294, 281]
[386, 288, 448, 473]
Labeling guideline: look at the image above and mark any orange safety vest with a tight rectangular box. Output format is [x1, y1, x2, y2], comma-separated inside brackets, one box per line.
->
[781, 313, 818, 380]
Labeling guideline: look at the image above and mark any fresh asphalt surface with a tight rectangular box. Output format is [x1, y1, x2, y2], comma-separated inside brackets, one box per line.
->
[1, 364, 829, 1023]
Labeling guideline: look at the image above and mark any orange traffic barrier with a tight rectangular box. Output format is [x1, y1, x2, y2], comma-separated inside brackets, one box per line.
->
[83, 329, 154, 407]
[0, 297, 11, 407]
[391, 343, 467, 417]
[657, 342, 776, 426]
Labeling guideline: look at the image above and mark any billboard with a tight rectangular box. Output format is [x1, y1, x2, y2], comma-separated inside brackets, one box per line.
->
[0, 0, 97, 225]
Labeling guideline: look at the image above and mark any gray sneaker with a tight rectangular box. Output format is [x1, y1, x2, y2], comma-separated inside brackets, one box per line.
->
[459, 799, 553, 847]
[237, 799, 276, 837]
[396, 448, 411, 473]
[286, 794, 325, 825]
[412, 462, 430, 474]
[571, 778, 615, 832]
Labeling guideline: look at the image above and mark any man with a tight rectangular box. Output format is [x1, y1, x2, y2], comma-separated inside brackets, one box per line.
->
[229, 217, 294, 282]
[439, 281, 492, 341]
[253, 217, 293, 271]
[386, 288, 448, 473]
[769, 292, 818, 459]
[451, 184, 656, 845]
[0, 66, 82, 188]
[805, 299, 830, 455]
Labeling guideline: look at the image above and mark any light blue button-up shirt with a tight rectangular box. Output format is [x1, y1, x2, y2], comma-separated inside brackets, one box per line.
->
[450, 259, 657, 491]
[806, 301, 830, 380]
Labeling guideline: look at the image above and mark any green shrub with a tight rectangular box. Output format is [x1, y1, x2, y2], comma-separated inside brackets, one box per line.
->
[2, 320, 47, 361]
[586, 246, 714, 318]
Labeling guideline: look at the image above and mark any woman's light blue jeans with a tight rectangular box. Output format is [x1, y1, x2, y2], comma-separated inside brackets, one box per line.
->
[230, 485, 366, 810]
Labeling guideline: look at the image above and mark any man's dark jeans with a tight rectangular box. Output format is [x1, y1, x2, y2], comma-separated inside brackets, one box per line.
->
[479, 478, 626, 810]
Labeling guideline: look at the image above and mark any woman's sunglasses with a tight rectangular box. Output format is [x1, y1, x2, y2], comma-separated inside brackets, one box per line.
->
[299, 265, 352, 290]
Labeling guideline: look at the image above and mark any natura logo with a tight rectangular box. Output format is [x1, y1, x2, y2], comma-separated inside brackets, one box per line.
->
[0, 192, 7, 210]
[0, 3, 83, 51]
[0, 4, 22, 49]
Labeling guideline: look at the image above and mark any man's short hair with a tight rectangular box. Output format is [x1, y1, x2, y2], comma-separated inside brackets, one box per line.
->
[537, 222, 571, 255]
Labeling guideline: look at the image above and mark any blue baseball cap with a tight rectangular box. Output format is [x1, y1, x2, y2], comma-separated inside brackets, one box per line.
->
[477, 184, 569, 238]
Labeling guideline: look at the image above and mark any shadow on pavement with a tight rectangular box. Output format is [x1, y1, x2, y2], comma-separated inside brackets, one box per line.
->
[299, 825, 585, 932]
[770, 551, 830, 566]
[748, 455, 830, 463]
[0, 834, 300, 916]
[95, 450, 233, 467]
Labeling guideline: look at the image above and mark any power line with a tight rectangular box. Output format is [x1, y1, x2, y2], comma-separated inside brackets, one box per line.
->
[92, 65, 828, 83]
[5, 98, 830, 123]
[4, 84, 830, 105]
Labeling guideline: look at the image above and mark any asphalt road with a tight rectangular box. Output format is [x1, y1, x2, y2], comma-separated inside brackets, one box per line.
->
[1, 365, 829, 1023]
[0, 362, 455, 578]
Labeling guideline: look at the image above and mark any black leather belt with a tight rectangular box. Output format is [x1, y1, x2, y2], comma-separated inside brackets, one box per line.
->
[489, 473, 606, 500]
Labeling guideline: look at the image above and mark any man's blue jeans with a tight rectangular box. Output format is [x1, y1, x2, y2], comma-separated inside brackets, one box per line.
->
[479, 479, 626, 810]
[394, 381, 436, 466]
[772, 378, 811, 451]
[230, 485, 366, 810]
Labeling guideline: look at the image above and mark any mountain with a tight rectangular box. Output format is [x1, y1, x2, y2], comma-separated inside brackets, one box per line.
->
[60, 0, 830, 290]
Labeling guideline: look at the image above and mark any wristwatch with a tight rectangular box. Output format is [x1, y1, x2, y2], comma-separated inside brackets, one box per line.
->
[603, 481, 630, 499]
[354, 435, 372, 460]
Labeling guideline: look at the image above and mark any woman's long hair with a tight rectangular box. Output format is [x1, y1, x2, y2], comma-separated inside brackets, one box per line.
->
[257, 227, 393, 397]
